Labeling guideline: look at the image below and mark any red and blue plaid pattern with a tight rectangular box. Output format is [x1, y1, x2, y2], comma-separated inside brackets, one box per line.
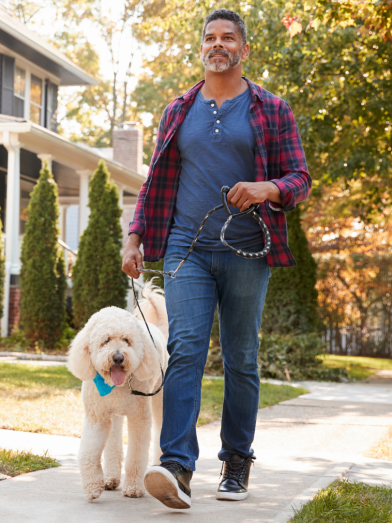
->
[129, 78, 311, 267]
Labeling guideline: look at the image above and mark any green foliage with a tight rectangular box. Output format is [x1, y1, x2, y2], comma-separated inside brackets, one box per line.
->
[259, 333, 349, 381]
[262, 207, 320, 335]
[0, 211, 4, 328]
[290, 479, 392, 523]
[131, 0, 392, 216]
[72, 160, 128, 328]
[20, 165, 67, 349]
[0, 448, 60, 477]
[0, 328, 30, 352]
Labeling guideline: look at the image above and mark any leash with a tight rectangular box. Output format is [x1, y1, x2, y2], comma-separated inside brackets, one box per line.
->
[136, 186, 271, 279]
[129, 186, 271, 397]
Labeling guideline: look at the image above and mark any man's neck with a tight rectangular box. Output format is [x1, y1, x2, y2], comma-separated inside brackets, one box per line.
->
[200, 66, 248, 109]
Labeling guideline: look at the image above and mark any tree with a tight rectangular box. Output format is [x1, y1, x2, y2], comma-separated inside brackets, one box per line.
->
[0, 212, 4, 328]
[262, 206, 320, 334]
[72, 160, 128, 328]
[20, 164, 67, 348]
[130, 0, 391, 216]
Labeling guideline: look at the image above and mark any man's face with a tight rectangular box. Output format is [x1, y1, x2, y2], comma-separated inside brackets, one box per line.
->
[200, 19, 249, 73]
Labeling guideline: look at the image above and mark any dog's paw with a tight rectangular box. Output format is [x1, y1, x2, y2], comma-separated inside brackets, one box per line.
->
[85, 482, 104, 502]
[104, 477, 121, 490]
[122, 480, 145, 498]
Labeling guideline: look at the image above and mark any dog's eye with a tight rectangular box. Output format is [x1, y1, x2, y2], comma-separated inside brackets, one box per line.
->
[103, 338, 111, 345]
[123, 337, 130, 345]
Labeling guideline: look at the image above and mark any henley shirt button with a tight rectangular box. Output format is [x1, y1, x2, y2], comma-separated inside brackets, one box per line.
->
[215, 129, 219, 133]
[211, 103, 215, 107]
[213, 111, 217, 114]
[216, 120, 220, 124]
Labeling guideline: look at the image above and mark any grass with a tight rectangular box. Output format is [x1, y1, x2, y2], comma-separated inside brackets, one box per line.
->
[318, 354, 392, 381]
[0, 448, 60, 477]
[0, 362, 307, 436]
[289, 479, 392, 523]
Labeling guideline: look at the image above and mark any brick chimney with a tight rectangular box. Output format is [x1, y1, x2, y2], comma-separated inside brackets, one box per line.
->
[113, 122, 143, 174]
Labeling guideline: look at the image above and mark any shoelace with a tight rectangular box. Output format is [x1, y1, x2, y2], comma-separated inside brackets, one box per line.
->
[220, 457, 255, 483]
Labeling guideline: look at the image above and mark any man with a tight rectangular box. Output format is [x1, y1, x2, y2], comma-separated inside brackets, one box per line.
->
[122, 9, 311, 509]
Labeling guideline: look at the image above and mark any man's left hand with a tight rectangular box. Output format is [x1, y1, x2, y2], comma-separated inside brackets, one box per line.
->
[227, 182, 282, 212]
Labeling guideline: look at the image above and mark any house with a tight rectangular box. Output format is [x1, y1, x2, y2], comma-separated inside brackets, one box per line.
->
[0, 0, 146, 336]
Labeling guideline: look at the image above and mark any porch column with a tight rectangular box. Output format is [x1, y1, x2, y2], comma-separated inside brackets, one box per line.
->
[59, 205, 67, 242]
[1, 132, 21, 337]
[116, 183, 124, 210]
[77, 170, 91, 236]
[37, 153, 54, 171]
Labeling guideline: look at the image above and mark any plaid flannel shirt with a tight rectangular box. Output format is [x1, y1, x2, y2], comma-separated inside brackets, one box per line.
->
[129, 77, 311, 267]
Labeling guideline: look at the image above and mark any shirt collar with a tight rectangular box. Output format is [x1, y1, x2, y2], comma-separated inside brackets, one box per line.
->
[178, 76, 263, 104]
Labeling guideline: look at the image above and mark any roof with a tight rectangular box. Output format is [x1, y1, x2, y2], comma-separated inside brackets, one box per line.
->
[0, 118, 145, 195]
[0, 11, 98, 86]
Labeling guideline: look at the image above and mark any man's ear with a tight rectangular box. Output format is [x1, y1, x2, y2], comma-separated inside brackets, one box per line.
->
[67, 318, 96, 381]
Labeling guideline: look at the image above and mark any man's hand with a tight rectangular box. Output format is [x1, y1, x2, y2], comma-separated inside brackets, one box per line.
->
[122, 233, 143, 279]
[227, 181, 282, 212]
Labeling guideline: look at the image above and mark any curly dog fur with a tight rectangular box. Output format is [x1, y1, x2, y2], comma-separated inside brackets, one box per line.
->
[67, 283, 168, 502]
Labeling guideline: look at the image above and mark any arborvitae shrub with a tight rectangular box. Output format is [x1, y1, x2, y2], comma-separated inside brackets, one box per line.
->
[262, 206, 320, 335]
[72, 160, 128, 328]
[0, 212, 4, 328]
[20, 165, 67, 348]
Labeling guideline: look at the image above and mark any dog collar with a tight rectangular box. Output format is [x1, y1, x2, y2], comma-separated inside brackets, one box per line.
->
[93, 373, 115, 397]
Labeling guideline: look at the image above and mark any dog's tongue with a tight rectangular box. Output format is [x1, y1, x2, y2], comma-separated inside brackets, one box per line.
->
[110, 365, 125, 386]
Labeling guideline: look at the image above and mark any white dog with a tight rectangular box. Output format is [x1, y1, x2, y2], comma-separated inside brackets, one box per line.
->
[67, 284, 168, 502]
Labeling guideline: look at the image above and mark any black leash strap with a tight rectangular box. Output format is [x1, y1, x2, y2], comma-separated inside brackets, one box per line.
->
[136, 186, 271, 279]
[128, 278, 165, 397]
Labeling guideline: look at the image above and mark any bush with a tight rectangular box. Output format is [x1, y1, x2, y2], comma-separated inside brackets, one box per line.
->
[72, 160, 128, 328]
[262, 206, 320, 335]
[20, 164, 67, 349]
[258, 333, 350, 381]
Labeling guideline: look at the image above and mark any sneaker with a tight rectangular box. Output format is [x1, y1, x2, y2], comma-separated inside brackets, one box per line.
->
[144, 460, 193, 509]
[216, 454, 255, 501]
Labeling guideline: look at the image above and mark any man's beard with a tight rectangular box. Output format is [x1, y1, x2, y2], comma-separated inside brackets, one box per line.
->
[200, 48, 241, 72]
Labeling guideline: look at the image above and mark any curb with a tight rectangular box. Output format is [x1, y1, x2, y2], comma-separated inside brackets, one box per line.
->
[0, 352, 67, 362]
[272, 462, 354, 523]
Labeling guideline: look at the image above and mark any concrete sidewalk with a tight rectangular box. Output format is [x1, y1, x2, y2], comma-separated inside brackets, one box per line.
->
[1, 380, 392, 522]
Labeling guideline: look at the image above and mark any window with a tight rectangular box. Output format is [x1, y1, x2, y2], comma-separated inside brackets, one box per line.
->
[14, 66, 26, 118]
[30, 74, 43, 125]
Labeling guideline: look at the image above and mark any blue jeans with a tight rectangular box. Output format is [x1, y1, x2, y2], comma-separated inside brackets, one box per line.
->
[160, 245, 271, 471]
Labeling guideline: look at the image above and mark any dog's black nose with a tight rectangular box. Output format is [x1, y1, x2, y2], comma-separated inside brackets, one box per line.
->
[113, 353, 124, 365]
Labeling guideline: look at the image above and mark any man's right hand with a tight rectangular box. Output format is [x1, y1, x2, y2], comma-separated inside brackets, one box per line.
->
[122, 233, 143, 279]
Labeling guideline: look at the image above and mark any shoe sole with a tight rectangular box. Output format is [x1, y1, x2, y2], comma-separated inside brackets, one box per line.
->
[144, 466, 191, 509]
[216, 490, 248, 501]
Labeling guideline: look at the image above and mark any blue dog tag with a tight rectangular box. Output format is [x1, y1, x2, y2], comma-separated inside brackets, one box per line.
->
[93, 373, 115, 397]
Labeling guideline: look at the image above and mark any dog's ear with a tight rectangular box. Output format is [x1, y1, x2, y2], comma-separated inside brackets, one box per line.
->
[67, 318, 96, 381]
[134, 331, 161, 382]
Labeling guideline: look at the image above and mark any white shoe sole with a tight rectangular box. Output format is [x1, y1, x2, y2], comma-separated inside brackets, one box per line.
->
[144, 466, 191, 509]
[216, 490, 248, 501]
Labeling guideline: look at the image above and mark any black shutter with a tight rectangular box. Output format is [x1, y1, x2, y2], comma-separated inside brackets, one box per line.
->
[0, 54, 15, 116]
[45, 80, 58, 132]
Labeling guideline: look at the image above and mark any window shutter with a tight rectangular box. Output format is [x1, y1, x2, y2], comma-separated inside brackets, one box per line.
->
[0, 54, 15, 116]
[45, 80, 58, 132]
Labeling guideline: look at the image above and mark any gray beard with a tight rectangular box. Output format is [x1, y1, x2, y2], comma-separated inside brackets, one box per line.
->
[200, 49, 241, 72]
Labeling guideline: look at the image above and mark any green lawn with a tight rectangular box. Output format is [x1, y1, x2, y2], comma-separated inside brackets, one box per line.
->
[318, 354, 392, 381]
[0, 448, 60, 477]
[0, 362, 307, 436]
[290, 479, 392, 523]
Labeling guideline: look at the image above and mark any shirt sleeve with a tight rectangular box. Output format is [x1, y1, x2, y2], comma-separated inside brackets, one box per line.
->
[128, 106, 170, 237]
[269, 101, 312, 213]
